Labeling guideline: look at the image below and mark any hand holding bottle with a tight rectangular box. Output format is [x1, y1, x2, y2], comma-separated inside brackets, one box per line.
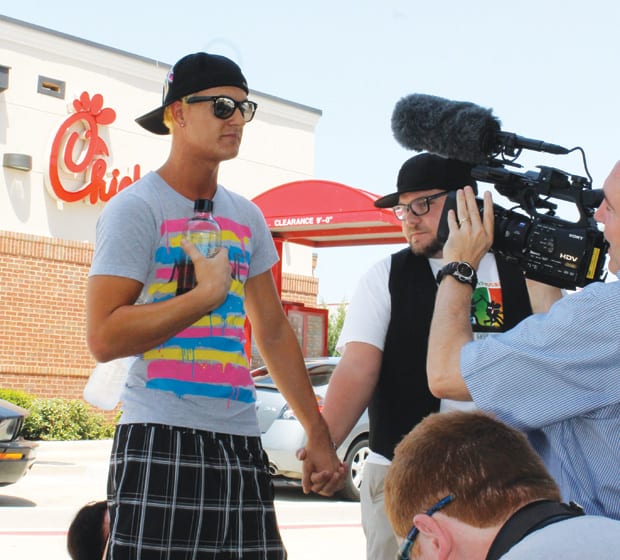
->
[176, 199, 223, 295]
[180, 240, 231, 310]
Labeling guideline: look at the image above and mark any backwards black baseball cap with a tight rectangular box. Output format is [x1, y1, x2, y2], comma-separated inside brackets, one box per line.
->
[135, 52, 249, 135]
[375, 153, 477, 208]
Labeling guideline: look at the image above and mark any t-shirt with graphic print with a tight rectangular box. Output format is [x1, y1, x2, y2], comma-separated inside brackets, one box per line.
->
[337, 252, 504, 428]
[89, 171, 278, 437]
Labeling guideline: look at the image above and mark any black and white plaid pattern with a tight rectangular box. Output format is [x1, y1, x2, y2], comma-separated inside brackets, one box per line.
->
[107, 423, 286, 559]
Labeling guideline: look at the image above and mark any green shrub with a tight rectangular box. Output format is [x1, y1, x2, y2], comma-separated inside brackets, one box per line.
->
[0, 389, 115, 441]
[0, 388, 35, 411]
[22, 399, 116, 440]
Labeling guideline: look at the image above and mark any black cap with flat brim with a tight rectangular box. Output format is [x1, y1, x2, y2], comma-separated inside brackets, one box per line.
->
[375, 153, 477, 208]
[136, 52, 249, 135]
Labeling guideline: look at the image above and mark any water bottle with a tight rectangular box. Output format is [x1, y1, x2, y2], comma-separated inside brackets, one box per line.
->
[176, 198, 222, 295]
[83, 357, 134, 410]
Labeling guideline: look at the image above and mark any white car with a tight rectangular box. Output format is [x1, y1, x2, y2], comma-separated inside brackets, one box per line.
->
[253, 357, 369, 501]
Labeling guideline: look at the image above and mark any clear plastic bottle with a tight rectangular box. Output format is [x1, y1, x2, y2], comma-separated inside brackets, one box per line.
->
[176, 198, 222, 295]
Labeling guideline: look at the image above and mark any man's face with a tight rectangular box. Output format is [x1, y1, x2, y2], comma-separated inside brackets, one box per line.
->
[175, 85, 248, 162]
[594, 161, 620, 274]
[398, 189, 449, 258]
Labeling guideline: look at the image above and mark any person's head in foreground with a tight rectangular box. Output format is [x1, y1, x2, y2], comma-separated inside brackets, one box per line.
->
[384, 411, 561, 559]
[67, 500, 109, 560]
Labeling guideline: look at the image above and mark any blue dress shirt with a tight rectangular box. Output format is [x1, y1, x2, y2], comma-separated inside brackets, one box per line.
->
[461, 274, 620, 520]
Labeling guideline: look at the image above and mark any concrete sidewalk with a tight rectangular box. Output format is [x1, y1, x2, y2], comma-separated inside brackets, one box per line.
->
[0, 440, 364, 559]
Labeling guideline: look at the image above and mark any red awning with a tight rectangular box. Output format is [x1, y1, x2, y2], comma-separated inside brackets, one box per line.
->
[252, 179, 402, 247]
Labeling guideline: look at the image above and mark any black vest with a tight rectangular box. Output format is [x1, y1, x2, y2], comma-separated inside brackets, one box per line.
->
[368, 249, 532, 460]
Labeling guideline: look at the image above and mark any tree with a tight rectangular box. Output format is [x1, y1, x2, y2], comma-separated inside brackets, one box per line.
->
[327, 302, 348, 356]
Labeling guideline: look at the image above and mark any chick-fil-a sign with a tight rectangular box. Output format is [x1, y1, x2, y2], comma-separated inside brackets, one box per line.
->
[47, 92, 140, 204]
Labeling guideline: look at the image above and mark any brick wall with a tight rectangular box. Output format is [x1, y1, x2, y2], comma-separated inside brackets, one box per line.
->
[281, 273, 319, 307]
[0, 231, 94, 400]
[0, 231, 319, 401]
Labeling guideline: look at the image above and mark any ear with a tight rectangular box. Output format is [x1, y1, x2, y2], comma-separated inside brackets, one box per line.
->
[413, 514, 453, 559]
[170, 100, 186, 128]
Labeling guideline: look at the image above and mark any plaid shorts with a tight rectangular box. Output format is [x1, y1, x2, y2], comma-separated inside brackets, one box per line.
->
[107, 423, 286, 559]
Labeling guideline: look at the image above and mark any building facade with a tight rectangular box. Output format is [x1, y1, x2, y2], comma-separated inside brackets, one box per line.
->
[0, 15, 321, 400]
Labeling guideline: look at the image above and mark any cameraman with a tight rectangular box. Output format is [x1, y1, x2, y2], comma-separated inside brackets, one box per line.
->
[427, 162, 620, 520]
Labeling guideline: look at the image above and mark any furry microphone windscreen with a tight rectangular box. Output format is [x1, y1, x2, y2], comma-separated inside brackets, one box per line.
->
[390, 93, 502, 164]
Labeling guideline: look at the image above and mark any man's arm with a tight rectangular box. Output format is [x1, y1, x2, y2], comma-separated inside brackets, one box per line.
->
[87, 242, 231, 362]
[427, 277, 474, 400]
[525, 278, 563, 314]
[322, 342, 382, 448]
[427, 187, 494, 400]
[244, 270, 343, 494]
[301, 341, 381, 495]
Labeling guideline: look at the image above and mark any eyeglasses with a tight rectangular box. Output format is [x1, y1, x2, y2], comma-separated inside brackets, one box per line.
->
[184, 95, 258, 122]
[392, 191, 450, 221]
[396, 494, 454, 560]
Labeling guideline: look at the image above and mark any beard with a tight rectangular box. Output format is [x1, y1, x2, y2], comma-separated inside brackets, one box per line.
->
[410, 237, 444, 259]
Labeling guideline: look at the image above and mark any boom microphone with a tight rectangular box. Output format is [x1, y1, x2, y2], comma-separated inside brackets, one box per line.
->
[391, 93, 570, 164]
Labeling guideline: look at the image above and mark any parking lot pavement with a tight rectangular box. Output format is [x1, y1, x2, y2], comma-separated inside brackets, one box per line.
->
[0, 440, 364, 559]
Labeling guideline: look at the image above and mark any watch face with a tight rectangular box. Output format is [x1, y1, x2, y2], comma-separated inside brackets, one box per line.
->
[456, 262, 474, 279]
[437, 261, 477, 289]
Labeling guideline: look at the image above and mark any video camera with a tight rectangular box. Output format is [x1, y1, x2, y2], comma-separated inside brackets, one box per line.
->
[393, 93, 609, 290]
[437, 148, 608, 291]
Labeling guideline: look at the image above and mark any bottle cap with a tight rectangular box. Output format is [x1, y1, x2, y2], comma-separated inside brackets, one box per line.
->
[194, 198, 214, 212]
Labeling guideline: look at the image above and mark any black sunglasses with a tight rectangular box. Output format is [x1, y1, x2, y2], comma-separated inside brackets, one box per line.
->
[185, 95, 258, 122]
[396, 494, 454, 560]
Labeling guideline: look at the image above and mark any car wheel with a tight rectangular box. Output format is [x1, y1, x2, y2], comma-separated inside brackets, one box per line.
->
[338, 436, 369, 502]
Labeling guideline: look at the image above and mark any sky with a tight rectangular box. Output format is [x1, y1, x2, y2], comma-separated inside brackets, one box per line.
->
[3, 1, 620, 304]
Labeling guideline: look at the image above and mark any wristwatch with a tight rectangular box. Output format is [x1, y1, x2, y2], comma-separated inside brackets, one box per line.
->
[436, 261, 478, 289]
